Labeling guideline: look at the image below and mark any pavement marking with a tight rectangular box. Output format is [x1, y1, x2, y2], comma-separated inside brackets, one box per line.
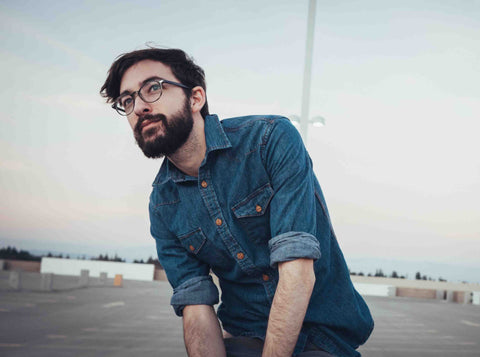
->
[66, 296, 76, 300]
[459, 342, 477, 346]
[146, 316, 161, 320]
[461, 320, 480, 327]
[47, 335, 67, 339]
[82, 327, 99, 332]
[24, 303, 35, 308]
[0, 343, 22, 347]
[102, 301, 125, 308]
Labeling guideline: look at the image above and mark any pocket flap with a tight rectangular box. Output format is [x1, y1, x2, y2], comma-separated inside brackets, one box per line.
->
[232, 183, 274, 219]
[177, 228, 207, 254]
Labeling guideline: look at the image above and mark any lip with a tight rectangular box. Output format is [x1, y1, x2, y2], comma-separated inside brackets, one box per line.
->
[140, 119, 157, 130]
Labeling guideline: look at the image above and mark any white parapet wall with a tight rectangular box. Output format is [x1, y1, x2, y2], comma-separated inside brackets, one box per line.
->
[353, 282, 396, 297]
[41, 257, 154, 282]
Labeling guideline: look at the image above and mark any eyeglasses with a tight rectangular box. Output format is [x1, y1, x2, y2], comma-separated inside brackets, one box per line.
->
[112, 79, 191, 116]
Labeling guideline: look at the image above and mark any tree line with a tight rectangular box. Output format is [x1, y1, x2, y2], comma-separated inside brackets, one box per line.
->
[0, 246, 162, 269]
[350, 268, 447, 282]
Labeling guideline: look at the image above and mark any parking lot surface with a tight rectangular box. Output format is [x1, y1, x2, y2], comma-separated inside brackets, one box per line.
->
[0, 272, 478, 356]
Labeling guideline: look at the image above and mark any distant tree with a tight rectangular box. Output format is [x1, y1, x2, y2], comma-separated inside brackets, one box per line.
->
[0, 246, 41, 262]
[422, 275, 427, 280]
[391, 271, 399, 279]
[358, 272, 364, 276]
[91, 253, 125, 262]
[374, 269, 385, 277]
[147, 256, 163, 269]
[350, 271, 357, 276]
[439, 277, 447, 282]
[415, 272, 421, 280]
[367, 273, 372, 277]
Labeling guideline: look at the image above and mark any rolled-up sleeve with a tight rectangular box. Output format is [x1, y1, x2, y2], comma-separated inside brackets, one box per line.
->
[171, 276, 219, 316]
[269, 231, 320, 268]
[263, 118, 324, 265]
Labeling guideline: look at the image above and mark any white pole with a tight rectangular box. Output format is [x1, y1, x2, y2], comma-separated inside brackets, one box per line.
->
[300, 0, 317, 144]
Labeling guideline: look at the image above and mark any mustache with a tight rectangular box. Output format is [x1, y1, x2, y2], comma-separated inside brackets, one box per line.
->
[138, 113, 166, 126]
[135, 114, 167, 133]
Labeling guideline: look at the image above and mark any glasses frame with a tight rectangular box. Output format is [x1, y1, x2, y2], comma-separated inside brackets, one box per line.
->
[112, 79, 191, 116]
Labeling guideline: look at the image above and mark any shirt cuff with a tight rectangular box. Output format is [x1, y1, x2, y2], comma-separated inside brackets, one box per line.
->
[170, 275, 219, 316]
[269, 231, 321, 268]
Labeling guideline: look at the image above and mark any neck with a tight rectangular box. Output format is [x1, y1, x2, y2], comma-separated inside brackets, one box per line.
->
[167, 115, 206, 177]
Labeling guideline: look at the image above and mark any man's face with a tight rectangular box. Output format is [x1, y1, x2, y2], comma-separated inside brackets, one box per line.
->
[119, 60, 194, 158]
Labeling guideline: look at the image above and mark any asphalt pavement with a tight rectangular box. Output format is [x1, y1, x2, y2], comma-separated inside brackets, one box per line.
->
[0, 271, 478, 356]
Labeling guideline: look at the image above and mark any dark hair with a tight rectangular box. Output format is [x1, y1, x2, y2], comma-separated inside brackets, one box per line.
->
[100, 47, 209, 118]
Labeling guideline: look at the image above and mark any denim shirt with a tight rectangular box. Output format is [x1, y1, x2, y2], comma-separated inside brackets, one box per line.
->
[149, 115, 374, 356]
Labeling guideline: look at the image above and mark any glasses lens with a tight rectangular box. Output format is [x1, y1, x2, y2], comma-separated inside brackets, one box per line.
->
[140, 80, 163, 103]
[115, 94, 134, 116]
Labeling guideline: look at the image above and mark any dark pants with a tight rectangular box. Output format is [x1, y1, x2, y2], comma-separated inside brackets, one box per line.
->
[224, 337, 335, 357]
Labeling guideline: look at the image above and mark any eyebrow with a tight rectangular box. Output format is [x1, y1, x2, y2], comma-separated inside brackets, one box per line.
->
[119, 76, 165, 97]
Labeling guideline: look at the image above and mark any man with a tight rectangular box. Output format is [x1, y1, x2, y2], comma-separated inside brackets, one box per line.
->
[100, 48, 373, 357]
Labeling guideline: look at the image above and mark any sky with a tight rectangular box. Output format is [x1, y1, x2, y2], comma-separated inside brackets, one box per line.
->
[0, 0, 479, 281]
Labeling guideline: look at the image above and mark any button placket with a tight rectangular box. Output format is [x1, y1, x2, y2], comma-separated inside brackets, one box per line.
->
[198, 167, 258, 275]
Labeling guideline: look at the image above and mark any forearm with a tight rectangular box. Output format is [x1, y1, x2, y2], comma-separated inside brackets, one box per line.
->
[183, 305, 226, 357]
[263, 259, 315, 357]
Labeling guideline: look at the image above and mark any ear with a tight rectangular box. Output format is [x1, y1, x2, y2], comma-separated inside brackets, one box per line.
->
[190, 86, 206, 114]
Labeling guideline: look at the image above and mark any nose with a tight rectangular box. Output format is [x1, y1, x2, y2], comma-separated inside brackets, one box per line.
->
[133, 95, 152, 117]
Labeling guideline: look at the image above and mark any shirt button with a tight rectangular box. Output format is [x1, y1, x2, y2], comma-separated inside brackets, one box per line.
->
[236, 252, 245, 260]
[262, 274, 269, 281]
[255, 205, 262, 213]
[215, 218, 222, 226]
[201, 181, 208, 188]
[189, 245, 195, 252]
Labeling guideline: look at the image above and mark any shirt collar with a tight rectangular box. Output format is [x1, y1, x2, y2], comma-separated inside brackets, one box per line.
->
[204, 114, 232, 155]
[155, 114, 231, 184]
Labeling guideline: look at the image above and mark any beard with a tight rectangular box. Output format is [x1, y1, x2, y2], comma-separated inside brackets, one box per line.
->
[133, 100, 194, 159]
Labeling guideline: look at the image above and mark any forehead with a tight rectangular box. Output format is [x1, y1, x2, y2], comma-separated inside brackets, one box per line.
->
[119, 59, 177, 93]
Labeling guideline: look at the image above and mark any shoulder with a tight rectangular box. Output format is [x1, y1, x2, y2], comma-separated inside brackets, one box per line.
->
[220, 115, 291, 131]
[220, 115, 296, 143]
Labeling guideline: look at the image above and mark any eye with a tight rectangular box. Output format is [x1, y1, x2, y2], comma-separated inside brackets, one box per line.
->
[147, 83, 162, 93]
[121, 96, 133, 107]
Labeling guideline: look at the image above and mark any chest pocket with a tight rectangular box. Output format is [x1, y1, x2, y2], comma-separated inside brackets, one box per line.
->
[232, 183, 274, 244]
[177, 228, 231, 268]
[178, 228, 207, 255]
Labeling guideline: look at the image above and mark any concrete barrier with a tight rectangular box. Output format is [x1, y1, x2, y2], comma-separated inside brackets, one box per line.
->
[79, 269, 89, 287]
[100, 272, 108, 285]
[353, 283, 396, 297]
[41, 273, 53, 291]
[472, 291, 480, 305]
[9, 271, 21, 290]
